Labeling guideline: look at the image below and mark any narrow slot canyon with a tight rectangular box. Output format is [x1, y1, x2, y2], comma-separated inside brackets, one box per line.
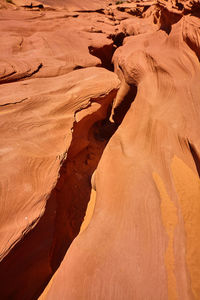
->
[0, 89, 123, 299]
[1, 0, 200, 299]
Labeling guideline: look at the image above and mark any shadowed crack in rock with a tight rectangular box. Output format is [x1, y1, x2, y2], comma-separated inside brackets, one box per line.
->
[0, 63, 43, 85]
[0, 89, 122, 300]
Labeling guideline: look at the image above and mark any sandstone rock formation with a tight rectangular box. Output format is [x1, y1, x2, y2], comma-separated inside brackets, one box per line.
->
[1, 0, 200, 299]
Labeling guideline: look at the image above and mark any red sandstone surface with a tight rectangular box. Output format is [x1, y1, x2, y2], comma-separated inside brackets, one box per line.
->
[1, 0, 200, 299]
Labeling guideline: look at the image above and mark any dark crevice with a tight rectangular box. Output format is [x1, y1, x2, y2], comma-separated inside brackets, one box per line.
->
[0, 98, 28, 107]
[88, 44, 115, 71]
[184, 36, 200, 62]
[175, 0, 184, 11]
[0, 63, 43, 85]
[158, 6, 183, 35]
[93, 106, 118, 142]
[110, 31, 126, 47]
[112, 84, 137, 126]
[88, 31, 126, 72]
[49, 108, 118, 275]
[22, 4, 44, 9]
[76, 9, 104, 14]
[184, 2, 200, 17]
[73, 65, 84, 70]
[160, 24, 172, 35]
[117, 6, 144, 17]
[0, 70, 16, 80]
[188, 141, 200, 178]
[142, 5, 151, 13]
[0, 89, 121, 300]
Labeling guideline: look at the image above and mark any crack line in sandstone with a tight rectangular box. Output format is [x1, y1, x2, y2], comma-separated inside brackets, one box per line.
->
[0, 97, 28, 107]
[0, 63, 43, 84]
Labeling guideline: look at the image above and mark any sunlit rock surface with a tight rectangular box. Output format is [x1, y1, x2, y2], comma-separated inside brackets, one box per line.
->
[1, 0, 200, 299]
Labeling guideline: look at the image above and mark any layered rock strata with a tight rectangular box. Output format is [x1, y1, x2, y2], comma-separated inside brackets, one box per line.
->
[0, 0, 200, 299]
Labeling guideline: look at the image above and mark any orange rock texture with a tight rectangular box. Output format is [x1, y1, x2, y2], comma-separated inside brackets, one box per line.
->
[0, 0, 200, 299]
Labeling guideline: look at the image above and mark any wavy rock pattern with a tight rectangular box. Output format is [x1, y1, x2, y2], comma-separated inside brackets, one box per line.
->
[0, 65, 120, 299]
[1, 0, 200, 299]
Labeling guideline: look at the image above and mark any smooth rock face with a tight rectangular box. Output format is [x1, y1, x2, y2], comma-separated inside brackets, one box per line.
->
[1, 0, 200, 299]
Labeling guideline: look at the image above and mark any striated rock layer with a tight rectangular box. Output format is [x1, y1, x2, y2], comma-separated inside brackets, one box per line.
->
[1, 0, 200, 299]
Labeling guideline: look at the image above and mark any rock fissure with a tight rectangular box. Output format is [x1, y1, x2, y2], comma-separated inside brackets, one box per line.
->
[0, 97, 28, 107]
[0, 88, 120, 300]
[0, 63, 43, 84]
[1, 0, 200, 299]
